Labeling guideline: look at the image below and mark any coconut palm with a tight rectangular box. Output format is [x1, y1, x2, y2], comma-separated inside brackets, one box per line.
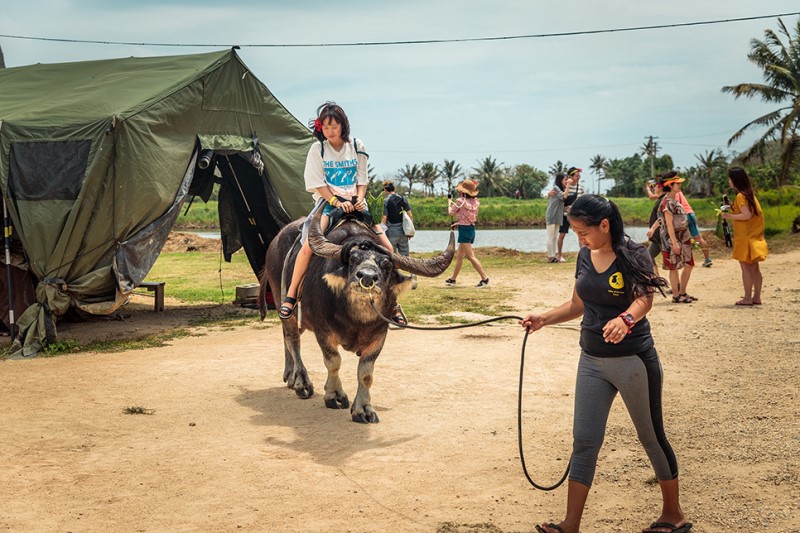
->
[589, 154, 608, 194]
[418, 162, 440, 197]
[694, 149, 727, 196]
[470, 156, 507, 197]
[397, 163, 420, 195]
[548, 160, 569, 177]
[440, 159, 463, 196]
[640, 138, 660, 179]
[721, 17, 800, 186]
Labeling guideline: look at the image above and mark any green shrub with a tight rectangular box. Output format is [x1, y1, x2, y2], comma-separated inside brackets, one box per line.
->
[758, 187, 800, 207]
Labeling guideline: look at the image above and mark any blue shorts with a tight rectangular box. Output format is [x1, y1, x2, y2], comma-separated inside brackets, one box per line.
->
[457, 224, 476, 244]
[687, 213, 700, 238]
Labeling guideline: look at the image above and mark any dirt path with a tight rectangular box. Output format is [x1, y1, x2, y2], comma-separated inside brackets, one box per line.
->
[1, 248, 799, 532]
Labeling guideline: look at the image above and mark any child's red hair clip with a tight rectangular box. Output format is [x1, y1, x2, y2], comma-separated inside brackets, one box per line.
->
[314, 118, 322, 132]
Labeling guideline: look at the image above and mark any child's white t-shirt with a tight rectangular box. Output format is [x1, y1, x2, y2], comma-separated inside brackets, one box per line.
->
[303, 138, 369, 202]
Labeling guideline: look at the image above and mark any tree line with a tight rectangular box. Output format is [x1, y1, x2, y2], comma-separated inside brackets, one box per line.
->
[371, 16, 800, 200]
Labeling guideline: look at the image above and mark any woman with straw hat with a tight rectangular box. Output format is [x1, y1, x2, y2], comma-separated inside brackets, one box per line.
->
[444, 180, 489, 287]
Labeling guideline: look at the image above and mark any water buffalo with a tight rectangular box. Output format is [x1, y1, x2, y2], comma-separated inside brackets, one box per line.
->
[260, 208, 454, 423]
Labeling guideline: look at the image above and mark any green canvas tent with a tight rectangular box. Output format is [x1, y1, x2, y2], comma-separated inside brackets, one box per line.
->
[0, 48, 314, 357]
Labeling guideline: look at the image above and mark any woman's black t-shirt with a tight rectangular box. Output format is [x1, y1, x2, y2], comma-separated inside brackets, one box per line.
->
[575, 245, 654, 357]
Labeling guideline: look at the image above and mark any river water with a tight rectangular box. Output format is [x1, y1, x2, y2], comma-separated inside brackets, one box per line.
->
[185, 226, 657, 253]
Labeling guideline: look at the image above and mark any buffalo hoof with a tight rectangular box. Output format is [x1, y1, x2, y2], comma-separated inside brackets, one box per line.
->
[293, 383, 314, 399]
[351, 406, 379, 424]
[324, 394, 350, 410]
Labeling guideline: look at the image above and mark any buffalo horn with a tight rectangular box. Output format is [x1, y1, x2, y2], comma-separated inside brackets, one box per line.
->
[308, 205, 456, 277]
[390, 231, 455, 277]
[307, 205, 343, 259]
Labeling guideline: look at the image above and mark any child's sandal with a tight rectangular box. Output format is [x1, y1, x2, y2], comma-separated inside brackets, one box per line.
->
[279, 296, 297, 319]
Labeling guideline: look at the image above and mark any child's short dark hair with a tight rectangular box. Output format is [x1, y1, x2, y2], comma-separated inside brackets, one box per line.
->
[309, 101, 350, 143]
[383, 181, 395, 192]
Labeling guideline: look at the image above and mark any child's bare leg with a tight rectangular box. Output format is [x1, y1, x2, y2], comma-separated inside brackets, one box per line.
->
[283, 242, 312, 313]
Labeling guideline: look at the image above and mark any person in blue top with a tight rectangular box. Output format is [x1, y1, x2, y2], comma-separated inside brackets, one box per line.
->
[520, 195, 691, 533]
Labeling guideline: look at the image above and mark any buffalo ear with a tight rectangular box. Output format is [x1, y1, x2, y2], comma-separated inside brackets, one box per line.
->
[323, 272, 347, 294]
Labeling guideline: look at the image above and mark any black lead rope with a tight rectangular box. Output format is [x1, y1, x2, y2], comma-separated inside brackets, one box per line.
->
[369, 298, 571, 491]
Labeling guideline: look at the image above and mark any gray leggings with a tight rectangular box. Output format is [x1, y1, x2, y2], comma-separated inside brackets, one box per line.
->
[570, 347, 678, 486]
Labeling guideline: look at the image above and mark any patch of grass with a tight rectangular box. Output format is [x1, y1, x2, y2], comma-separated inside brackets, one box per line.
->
[437, 522, 509, 533]
[41, 339, 83, 356]
[123, 406, 155, 415]
[39, 327, 200, 356]
[143, 252, 256, 303]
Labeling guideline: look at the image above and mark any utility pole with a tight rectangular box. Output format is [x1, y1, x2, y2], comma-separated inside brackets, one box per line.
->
[644, 135, 659, 179]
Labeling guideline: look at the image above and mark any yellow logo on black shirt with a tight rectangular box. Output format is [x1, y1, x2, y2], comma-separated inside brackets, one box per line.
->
[608, 272, 624, 290]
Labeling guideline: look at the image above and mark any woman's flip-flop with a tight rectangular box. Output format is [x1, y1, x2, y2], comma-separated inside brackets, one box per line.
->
[735, 300, 754, 306]
[535, 524, 564, 533]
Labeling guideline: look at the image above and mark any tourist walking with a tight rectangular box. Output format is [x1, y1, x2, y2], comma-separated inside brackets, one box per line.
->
[520, 194, 691, 533]
[444, 180, 489, 287]
[657, 172, 696, 303]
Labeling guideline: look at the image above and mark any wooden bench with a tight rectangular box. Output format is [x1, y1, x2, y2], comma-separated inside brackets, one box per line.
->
[139, 281, 165, 312]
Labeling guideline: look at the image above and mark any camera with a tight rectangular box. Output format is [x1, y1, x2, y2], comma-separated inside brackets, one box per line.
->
[647, 179, 656, 187]
[447, 192, 452, 199]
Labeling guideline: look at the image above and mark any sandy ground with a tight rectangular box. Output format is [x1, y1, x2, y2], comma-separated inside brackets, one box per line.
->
[1, 243, 799, 533]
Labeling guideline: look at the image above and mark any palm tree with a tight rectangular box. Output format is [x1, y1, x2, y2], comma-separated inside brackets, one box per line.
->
[470, 156, 507, 197]
[640, 138, 660, 179]
[589, 154, 608, 194]
[721, 17, 800, 186]
[397, 163, 420, 195]
[548, 160, 568, 177]
[418, 162, 440, 197]
[440, 159, 463, 196]
[694, 149, 727, 196]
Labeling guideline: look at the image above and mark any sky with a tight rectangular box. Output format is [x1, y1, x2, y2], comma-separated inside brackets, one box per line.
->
[2, 1, 799, 195]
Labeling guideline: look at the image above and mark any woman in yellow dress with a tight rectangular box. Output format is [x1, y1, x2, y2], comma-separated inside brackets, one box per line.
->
[721, 167, 768, 306]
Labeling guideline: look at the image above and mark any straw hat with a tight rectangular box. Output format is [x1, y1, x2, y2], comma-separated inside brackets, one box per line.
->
[456, 180, 479, 197]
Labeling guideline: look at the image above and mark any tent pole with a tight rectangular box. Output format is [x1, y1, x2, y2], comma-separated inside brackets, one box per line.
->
[3, 196, 16, 340]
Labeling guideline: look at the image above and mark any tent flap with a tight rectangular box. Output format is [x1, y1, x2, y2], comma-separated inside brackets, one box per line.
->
[114, 153, 195, 292]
